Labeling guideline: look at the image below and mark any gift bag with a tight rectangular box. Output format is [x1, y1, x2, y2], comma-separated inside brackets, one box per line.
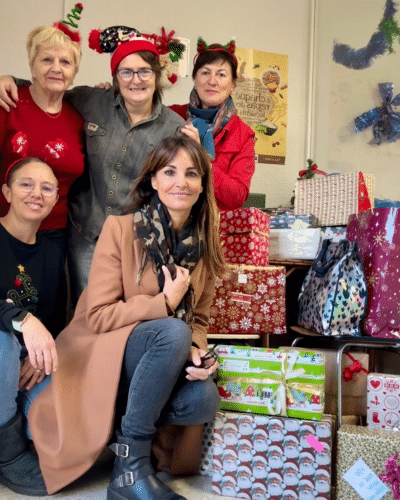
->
[346, 208, 400, 338]
[297, 239, 367, 336]
[294, 171, 374, 226]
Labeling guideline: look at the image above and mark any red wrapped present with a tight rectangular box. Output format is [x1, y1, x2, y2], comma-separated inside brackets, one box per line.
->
[220, 207, 270, 266]
[347, 208, 400, 338]
[212, 410, 333, 499]
[208, 265, 286, 335]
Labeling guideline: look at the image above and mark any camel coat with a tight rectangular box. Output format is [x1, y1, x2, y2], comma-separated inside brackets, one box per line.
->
[28, 215, 215, 494]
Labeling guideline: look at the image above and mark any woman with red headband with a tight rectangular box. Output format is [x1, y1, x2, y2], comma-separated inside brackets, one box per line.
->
[0, 25, 186, 305]
[171, 38, 256, 211]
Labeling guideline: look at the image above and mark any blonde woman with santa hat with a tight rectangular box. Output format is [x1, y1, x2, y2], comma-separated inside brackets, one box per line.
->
[0, 25, 187, 304]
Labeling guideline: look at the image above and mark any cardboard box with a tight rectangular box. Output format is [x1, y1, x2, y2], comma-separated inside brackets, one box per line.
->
[212, 410, 332, 499]
[216, 346, 325, 419]
[367, 373, 400, 430]
[208, 265, 286, 335]
[219, 207, 270, 267]
[269, 228, 321, 260]
[337, 424, 400, 500]
[317, 349, 369, 416]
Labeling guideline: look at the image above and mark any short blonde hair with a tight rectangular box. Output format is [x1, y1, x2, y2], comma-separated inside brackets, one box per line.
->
[27, 26, 82, 72]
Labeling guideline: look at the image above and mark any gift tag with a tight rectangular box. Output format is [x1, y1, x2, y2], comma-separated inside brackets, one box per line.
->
[237, 272, 248, 284]
[343, 458, 389, 500]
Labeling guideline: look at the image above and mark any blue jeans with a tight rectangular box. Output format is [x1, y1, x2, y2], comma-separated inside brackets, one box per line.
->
[0, 330, 50, 435]
[67, 221, 97, 307]
[120, 318, 220, 439]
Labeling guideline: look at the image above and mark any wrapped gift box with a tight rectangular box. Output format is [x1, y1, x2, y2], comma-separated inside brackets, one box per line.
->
[269, 214, 317, 229]
[321, 349, 369, 416]
[262, 207, 294, 216]
[212, 410, 332, 499]
[367, 373, 400, 430]
[219, 207, 270, 267]
[269, 228, 321, 260]
[337, 424, 400, 500]
[208, 265, 286, 335]
[295, 171, 375, 226]
[216, 345, 325, 419]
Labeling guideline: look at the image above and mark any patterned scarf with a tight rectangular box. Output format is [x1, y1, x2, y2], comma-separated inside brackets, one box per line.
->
[133, 192, 204, 323]
[187, 88, 237, 159]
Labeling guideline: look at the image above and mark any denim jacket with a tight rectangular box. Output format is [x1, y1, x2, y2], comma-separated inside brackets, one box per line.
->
[63, 87, 185, 242]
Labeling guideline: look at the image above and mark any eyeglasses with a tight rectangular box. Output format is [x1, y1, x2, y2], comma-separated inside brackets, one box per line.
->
[116, 68, 154, 81]
[13, 178, 58, 198]
[198, 344, 219, 368]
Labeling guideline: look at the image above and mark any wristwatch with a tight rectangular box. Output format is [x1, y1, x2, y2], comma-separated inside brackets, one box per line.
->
[12, 310, 32, 332]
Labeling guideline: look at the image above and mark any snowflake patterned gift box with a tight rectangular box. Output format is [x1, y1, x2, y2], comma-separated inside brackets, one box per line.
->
[216, 345, 325, 419]
[219, 207, 270, 266]
[346, 208, 400, 339]
[212, 410, 333, 499]
[337, 424, 400, 500]
[367, 373, 400, 430]
[208, 265, 286, 335]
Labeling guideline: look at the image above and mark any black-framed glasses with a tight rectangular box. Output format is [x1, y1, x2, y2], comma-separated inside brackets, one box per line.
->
[199, 344, 220, 368]
[13, 178, 58, 198]
[116, 68, 154, 81]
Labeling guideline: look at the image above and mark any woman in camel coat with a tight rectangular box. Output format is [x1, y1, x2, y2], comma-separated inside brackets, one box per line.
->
[28, 136, 226, 500]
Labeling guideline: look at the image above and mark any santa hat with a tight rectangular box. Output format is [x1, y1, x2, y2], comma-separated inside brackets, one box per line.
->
[300, 449, 315, 461]
[254, 426, 268, 438]
[284, 432, 300, 444]
[222, 471, 237, 484]
[211, 482, 222, 494]
[214, 429, 224, 441]
[224, 419, 239, 432]
[315, 466, 330, 478]
[239, 436, 253, 447]
[268, 418, 284, 428]
[53, 3, 83, 44]
[88, 25, 159, 75]
[237, 490, 252, 499]
[223, 445, 238, 457]
[268, 443, 284, 455]
[317, 439, 331, 452]
[252, 478, 268, 491]
[238, 414, 253, 424]
[300, 424, 315, 434]
[299, 476, 315, 488]
[267, 469, 284, 482]
[237, 462, 253, 474]
[213, 456, 223, 468]
[283, 458, 300, 471]
[252, 452, 268, 465]
[283, 485, 299, 498]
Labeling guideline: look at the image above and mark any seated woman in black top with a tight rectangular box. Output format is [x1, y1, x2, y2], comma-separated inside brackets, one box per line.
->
[0, 157, 66, 497]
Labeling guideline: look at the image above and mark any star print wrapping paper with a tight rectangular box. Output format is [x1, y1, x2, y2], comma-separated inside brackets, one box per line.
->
[208, 265, 286, 335]
[219, 208, 270, 267]
[346, 208, 400, 338]
[367, 373, 400, 430]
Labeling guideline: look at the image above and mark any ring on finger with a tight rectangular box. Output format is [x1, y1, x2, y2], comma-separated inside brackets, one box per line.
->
[35, 369, 42, 373]
[188, 276, 191, 285]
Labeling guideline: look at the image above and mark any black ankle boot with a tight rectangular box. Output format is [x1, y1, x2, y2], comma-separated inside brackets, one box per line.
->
[0, 413, 48, 496]
[107, 430, 187, 500]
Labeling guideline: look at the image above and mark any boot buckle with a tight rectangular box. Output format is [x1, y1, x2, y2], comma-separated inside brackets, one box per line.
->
[110, 442, 129, 458]
[120, 471, 134, 487]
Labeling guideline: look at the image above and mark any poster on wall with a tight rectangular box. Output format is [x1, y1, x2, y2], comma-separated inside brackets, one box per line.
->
[232, 48, 288, 165]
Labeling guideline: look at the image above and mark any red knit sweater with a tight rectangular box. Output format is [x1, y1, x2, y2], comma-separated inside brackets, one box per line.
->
[0, 86, 85, 231]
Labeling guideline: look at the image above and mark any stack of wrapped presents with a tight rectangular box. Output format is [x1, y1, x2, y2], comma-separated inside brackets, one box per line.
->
[202, 179, 400, 499]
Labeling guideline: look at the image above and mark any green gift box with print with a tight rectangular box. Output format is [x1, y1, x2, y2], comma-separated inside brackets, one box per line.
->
[217, 345, 325, 420]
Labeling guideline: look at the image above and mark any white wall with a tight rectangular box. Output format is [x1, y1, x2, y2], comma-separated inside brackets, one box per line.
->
[1, 0, 311, 207]
[313, 0, 400, 200]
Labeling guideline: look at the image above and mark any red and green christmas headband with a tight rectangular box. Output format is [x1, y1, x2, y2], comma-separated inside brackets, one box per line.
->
[53, 3, 83, 44]
[196, 37, 238, 68]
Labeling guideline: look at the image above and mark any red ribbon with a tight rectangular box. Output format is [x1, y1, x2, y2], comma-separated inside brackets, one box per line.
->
[142, 27, 176, 55]
[380, 454, 400, 499]
[298, 163, 327, 179]
[343, 352, 369, 382]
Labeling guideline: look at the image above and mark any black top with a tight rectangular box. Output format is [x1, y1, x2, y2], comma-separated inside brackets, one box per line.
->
[0, 223, 67, 338]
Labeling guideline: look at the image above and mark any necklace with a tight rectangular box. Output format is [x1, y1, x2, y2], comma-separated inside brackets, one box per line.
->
[29, 86, 63, 119]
